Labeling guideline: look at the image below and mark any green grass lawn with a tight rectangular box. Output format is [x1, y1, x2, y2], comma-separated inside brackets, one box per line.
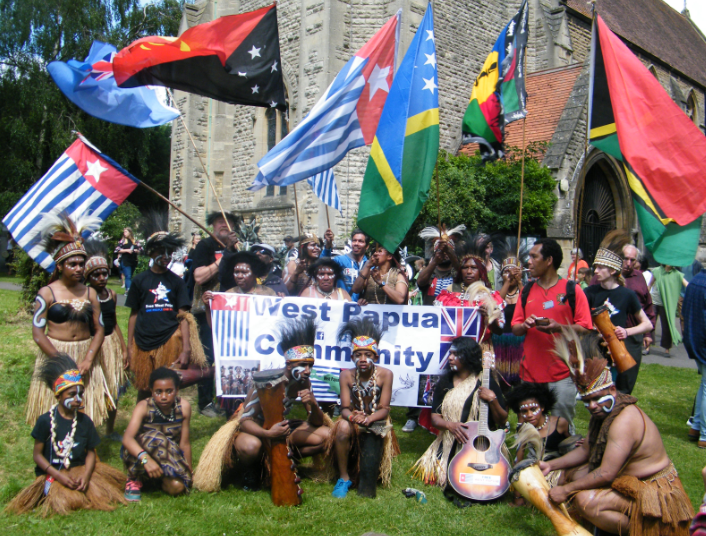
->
[0, 287, 703, 535]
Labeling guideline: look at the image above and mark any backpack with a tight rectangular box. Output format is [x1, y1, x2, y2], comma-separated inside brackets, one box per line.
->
[521, 279, 576, 317]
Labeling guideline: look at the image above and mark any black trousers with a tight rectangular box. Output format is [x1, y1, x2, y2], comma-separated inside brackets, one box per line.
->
[194, 311, 215, 410]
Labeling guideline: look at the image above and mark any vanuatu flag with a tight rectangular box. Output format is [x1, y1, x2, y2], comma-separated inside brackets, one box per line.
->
[113, 4, 285, 109]
[357, 4, 439, 253]
[462, 0, 529, 161]
[589, 16, 706, 266]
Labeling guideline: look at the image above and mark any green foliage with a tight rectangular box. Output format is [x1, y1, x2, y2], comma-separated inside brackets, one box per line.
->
[99, 201, 141, 254]
[410, 145, 557, 250]
[8, 247, 48, 311]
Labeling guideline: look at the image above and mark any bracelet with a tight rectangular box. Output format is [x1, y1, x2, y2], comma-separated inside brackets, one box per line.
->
[137, 450, 147, 461]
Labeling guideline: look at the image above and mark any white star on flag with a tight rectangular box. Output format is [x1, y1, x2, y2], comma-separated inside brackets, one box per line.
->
[224, 294, 240, 307]
[85, 160, 108, 182]
[422, 77, 438, 94]
[252, 85, 260, 94]
[424, 52, 436, 68]
[271, 60, 278, 72]
[426, 30, 435, 42]
[248, 46, 261, 59]
[270, 101, 278, 108]
[367, 64, 390, 100]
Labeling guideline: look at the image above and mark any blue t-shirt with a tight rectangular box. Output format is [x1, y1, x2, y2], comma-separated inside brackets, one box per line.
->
[333, 254, 368, 296]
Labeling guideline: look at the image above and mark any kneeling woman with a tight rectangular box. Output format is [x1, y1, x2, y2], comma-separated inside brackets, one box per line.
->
[6, 355, 126, 516]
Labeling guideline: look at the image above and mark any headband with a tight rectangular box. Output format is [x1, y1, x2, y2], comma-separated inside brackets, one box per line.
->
[84, 256, 109, 277]
[54, 241, 87, 264]
[578, 366, 614, 398]
[53, 369, 84, 395]
[593, 248, 623, 272]
[284, 345, 315, 364]
[352, 336, 378, 356]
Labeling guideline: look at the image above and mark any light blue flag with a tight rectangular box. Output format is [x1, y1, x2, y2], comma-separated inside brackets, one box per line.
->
[47, 41, 180, 128]
[307, 168, 341, 211]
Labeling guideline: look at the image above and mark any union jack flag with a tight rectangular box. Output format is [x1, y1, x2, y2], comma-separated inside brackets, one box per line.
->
[81, 51, 116, 83]
[439, 307, 481, 368]
[211, 293, 252, 358]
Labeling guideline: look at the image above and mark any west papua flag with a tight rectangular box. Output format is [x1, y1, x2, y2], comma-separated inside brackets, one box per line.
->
[113, 4, 285, 110]
[3, 135, 139, 271]
[250, 10, 401, 190]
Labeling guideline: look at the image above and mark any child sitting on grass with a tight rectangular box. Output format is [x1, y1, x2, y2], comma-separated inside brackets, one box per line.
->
[121, 367, 192, 501]
[6, 354, 126, 516]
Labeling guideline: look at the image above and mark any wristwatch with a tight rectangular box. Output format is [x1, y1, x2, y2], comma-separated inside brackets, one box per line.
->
[379, 281, 386, 287]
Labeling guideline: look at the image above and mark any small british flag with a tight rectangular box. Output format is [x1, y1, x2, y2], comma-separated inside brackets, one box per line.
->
[439, 307, 481, 368]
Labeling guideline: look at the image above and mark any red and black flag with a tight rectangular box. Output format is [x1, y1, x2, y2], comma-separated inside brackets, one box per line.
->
[589, 15, 706, 265]
[113, 4, 285, 110]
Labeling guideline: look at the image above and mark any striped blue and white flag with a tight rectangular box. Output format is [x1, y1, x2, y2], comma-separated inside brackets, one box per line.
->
[249, 12, 400, 191]
[307, 168, 341, 211]
[3, 137, 139, 271]
[210, 293, 251, 359]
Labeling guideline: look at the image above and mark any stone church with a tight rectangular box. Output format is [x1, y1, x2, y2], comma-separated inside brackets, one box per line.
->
[169, 0, 706, 267]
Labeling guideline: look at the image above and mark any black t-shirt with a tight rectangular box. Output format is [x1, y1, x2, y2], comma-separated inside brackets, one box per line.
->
[118, 239, 139, 267]
[190, 237, 225, 272]
[584, 284, 641, 329]
[32, 408, 101, 476]
[125, 269, 191, 350]
[431, 373, 506, 431]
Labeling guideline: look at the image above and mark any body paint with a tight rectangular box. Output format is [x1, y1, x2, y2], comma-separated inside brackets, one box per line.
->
[33, 296, 47, 328]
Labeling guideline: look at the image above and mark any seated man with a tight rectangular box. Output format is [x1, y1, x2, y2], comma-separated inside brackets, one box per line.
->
[121, 367, 193, 501]
[543, 331, 694, 535]
[193, 318, 330, 492]
[410, 337, 508, 507]
[327, 318, 398, 499]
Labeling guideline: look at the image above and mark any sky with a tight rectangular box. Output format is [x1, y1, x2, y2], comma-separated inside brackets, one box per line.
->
[663, 0, 706, 33]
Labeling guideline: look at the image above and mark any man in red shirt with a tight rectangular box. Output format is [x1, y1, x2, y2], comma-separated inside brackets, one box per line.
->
[512, 238, 592, 432]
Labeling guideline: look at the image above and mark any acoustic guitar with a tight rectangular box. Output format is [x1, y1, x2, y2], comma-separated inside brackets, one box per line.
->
[447, 352, 510, 501]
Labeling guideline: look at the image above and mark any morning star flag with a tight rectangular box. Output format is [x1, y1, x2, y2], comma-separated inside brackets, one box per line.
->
[589, 16, 706, 266]
[462, 0, 529, 161]
[307, 168, 341, 211]
[249, 11, 400, 191]
[357, 4, 439, 253]
[47, 41, 180, 128]
[2, 137, 139, 272]
[113, 4, 286, 110]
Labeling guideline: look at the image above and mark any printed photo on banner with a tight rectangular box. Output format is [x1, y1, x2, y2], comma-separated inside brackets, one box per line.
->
[217, 360, 258, 398]
[209, 294, 481, 407]
[417, 374, 441, 407]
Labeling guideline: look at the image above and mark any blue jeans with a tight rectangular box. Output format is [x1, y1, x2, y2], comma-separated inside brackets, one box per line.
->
[121, 264, 134, 291]
[693, 361, 706, 441]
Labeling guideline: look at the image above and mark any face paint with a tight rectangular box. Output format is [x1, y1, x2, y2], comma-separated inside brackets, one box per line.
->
[33, 296, 47, 328]
[292, 366, 307, 381]
[597, 394, 615, 413]
[63, 387, 84, 409]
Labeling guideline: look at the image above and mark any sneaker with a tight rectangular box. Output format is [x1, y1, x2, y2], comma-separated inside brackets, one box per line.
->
[402, 419, 417, 433]
[699, 440, 706, 450]
[125, 479, 142, 502]
[332, 478, 352, 498]
[199, 402, 224, 418]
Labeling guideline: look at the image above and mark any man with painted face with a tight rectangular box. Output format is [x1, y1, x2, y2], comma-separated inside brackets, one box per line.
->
[541, 331, 693, 536]
[326, 317, 398, 499]
[126, 213, 207, 402]
[192, 318, 331, 493]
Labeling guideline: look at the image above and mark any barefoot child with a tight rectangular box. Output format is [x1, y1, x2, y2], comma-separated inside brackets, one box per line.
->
[6, 354, 126, 515]
[121, 367, 192, 501]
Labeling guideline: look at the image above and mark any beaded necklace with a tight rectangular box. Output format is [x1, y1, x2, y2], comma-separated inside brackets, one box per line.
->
[373, 269, 393, 304]
[154, 399, 176, 422]
[355, 364, 378, 415]
[50, 404, 78, 470]
[316, 285, 334, 299]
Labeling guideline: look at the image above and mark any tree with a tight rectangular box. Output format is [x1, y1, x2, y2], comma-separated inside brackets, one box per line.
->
[409, 145, 557, 251]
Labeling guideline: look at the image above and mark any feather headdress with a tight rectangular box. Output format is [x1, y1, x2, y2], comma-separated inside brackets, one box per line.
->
[553, 329, 613, 398]
[84, 238, 110, 277]
[37, 353, 82, 394]
[278, 317, 317, 364]
[418, 224, 467, 247]
[338, 317, 386, 357]
[37, 209, 102, 264]
[140, 210, 185, 255]
[491, 235, 529, 272]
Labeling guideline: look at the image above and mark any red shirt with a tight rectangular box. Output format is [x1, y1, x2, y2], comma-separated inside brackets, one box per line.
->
[512, 278, 593, 383]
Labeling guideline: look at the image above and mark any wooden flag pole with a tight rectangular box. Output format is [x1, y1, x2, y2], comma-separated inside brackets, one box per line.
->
[435, 161, 441, 230]
[516, 116, 527, 258]
[293, 182, 303, 235]
[325, 205, 331, 229]
[168, 90, 232, 232]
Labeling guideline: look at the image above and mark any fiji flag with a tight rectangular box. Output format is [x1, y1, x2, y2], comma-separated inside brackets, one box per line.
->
[3, 136, 139, 272]
[438, 307, 481, 369]
[48, 41, 180, 128]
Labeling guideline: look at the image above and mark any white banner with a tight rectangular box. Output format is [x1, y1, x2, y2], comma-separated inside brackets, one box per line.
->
[210, 294, 482, 408]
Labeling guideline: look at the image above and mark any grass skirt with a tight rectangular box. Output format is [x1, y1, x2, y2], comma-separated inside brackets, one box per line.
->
[5, 462, 127, 516]
[100, 330, 126, 402]
[612, 462, 694, 536]
[122, 430, 192, 489]
[323, 416, 400, 488]
[26, 338, 110, 427]
[130, 312, 207, 392]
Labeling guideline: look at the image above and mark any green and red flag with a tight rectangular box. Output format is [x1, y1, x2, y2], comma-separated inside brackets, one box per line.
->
[462, 0, 528, 161]
[589, 15, 706, 265]
[113, 4, 285, 109]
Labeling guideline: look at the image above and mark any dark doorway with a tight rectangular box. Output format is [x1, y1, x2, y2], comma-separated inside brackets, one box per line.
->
[579, 165, 616, 265]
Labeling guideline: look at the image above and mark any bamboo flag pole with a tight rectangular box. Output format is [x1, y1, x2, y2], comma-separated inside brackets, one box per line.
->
[168, 90, 232, 232]
[516, 116, 527, 258]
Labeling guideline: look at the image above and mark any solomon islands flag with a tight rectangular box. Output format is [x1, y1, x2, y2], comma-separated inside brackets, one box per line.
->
[3, 136, 139, 272]
[357, 4, 439, 253]
[113, 4, 286, 110]
[589, 16, 706, 266]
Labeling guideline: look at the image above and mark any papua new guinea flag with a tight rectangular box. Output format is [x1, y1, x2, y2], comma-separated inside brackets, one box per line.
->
[589, 16, 706, 266]
[113, 4, 285, 110]
[462, 0, 529, 161]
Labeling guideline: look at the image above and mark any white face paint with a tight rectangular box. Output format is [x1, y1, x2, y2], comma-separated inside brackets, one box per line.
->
[583, 394, 615, 413]
[63, 387, 84, 409]
[33, 296, 47, 328]
[291, 366, 307, 381]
